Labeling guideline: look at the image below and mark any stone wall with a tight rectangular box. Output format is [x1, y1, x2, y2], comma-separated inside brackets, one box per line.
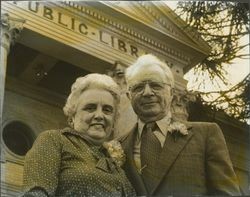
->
[2, 89, 67, 196]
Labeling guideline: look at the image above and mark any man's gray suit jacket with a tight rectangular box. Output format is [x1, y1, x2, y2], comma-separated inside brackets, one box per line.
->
[121, 121, 241, 196]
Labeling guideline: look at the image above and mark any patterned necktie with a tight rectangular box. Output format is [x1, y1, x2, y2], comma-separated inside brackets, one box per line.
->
[140, 122, 162, 192]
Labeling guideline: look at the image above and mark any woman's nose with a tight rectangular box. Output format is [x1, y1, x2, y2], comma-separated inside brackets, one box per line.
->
[93, 108, 104, 120]
[142, 83, 154, 96]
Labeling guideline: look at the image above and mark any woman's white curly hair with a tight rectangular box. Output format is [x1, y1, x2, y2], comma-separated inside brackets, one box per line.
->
[63, 73, 121, 122]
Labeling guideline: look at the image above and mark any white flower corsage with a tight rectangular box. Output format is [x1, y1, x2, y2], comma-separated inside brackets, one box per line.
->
[168, 121, 189, 141]
[103, 140, 126, 167]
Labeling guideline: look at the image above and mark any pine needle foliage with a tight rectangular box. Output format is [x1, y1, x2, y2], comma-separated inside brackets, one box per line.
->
[175, 1, 250, 122]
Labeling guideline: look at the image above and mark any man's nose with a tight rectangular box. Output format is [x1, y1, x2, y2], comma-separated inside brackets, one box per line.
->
[174, 96, 182, 106]
[142, 83, 154, 96]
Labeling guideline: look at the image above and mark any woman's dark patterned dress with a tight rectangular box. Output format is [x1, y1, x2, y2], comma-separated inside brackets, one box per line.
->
[23, 128, 136, 197]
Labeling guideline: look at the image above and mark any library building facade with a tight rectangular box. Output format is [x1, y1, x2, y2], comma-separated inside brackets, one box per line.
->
[1, 1, 249, 196]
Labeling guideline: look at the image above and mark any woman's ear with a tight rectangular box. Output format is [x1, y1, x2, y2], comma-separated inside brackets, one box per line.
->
[170, 87, 174, 96]
[126, 91, 132, 100]
[68, 117, 74, 128]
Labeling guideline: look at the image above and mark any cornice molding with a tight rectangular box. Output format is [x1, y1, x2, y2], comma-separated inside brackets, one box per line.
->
[139, 2, 183, 39]
[2, 1, 210, 70]
[100, 1, 210, 55]
[150, 1, 211, 53]
[60, 1, 191, 64]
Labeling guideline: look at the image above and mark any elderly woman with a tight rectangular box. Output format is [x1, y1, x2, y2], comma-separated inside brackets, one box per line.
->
[23, 74, 136, 197]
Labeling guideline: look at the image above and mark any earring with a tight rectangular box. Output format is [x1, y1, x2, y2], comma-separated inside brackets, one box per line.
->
[68, 118, 74, 128]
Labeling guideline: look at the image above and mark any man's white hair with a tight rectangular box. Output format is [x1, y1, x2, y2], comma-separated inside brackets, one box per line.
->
[63, 73, 120, 119]
[125, 54, 175, 88]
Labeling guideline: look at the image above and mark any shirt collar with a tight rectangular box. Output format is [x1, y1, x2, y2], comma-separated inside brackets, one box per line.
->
[137, 112, 172, 138]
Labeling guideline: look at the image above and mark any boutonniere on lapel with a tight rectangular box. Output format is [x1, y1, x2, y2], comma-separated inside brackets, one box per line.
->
[103, 140, 126, 167]
[168, 121, 189, 142]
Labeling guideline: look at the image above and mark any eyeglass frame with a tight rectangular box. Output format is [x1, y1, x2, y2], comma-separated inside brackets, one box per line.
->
[128, 80, 172, 94]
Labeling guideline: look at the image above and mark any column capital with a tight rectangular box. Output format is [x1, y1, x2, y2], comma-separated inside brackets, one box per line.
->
[171, 88, 197, 121]
[1, 13, 25, 53]
[107, 61, 127, 93]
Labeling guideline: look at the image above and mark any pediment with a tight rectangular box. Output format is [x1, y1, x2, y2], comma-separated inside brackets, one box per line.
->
[104, 1, 165, 31]
[102, 1, 211, 55]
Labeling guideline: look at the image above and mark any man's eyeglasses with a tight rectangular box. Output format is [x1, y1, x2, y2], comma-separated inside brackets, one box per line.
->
[129, 81, 171, 94]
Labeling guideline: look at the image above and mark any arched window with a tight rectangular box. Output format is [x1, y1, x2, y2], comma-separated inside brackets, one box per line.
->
[2, 121, 35, 157]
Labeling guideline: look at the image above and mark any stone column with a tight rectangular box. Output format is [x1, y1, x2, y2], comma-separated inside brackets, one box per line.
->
[0, 13, 25, 192]
[107, 61, 127, 93]
[107, 61, 138, 137]
[171, 88, 197, 121]
[1, 14, 25, 120]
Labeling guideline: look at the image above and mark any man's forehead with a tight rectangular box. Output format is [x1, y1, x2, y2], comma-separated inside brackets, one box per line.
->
[129, 72, 167, 86]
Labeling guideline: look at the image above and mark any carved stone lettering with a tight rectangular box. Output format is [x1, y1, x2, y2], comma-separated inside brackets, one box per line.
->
[43, 6, 53, 20]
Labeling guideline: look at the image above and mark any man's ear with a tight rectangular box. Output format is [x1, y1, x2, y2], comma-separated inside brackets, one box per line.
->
[126, 91, 132, 100]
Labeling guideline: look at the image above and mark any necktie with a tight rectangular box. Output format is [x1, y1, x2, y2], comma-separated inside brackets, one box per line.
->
[140, 122, 162, 192]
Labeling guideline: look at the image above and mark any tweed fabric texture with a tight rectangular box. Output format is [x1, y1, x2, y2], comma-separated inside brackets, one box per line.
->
[141, 122, 162, 192]
[122, 121, 241, 196]
[23, 128, 136, 197]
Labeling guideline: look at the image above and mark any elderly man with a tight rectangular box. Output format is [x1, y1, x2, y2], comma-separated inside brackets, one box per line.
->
[121, 54, 241, 196]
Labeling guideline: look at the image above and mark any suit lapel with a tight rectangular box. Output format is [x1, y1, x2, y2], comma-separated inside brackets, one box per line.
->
[151, 126, 194, 195]
[122, 124, 147, 195]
